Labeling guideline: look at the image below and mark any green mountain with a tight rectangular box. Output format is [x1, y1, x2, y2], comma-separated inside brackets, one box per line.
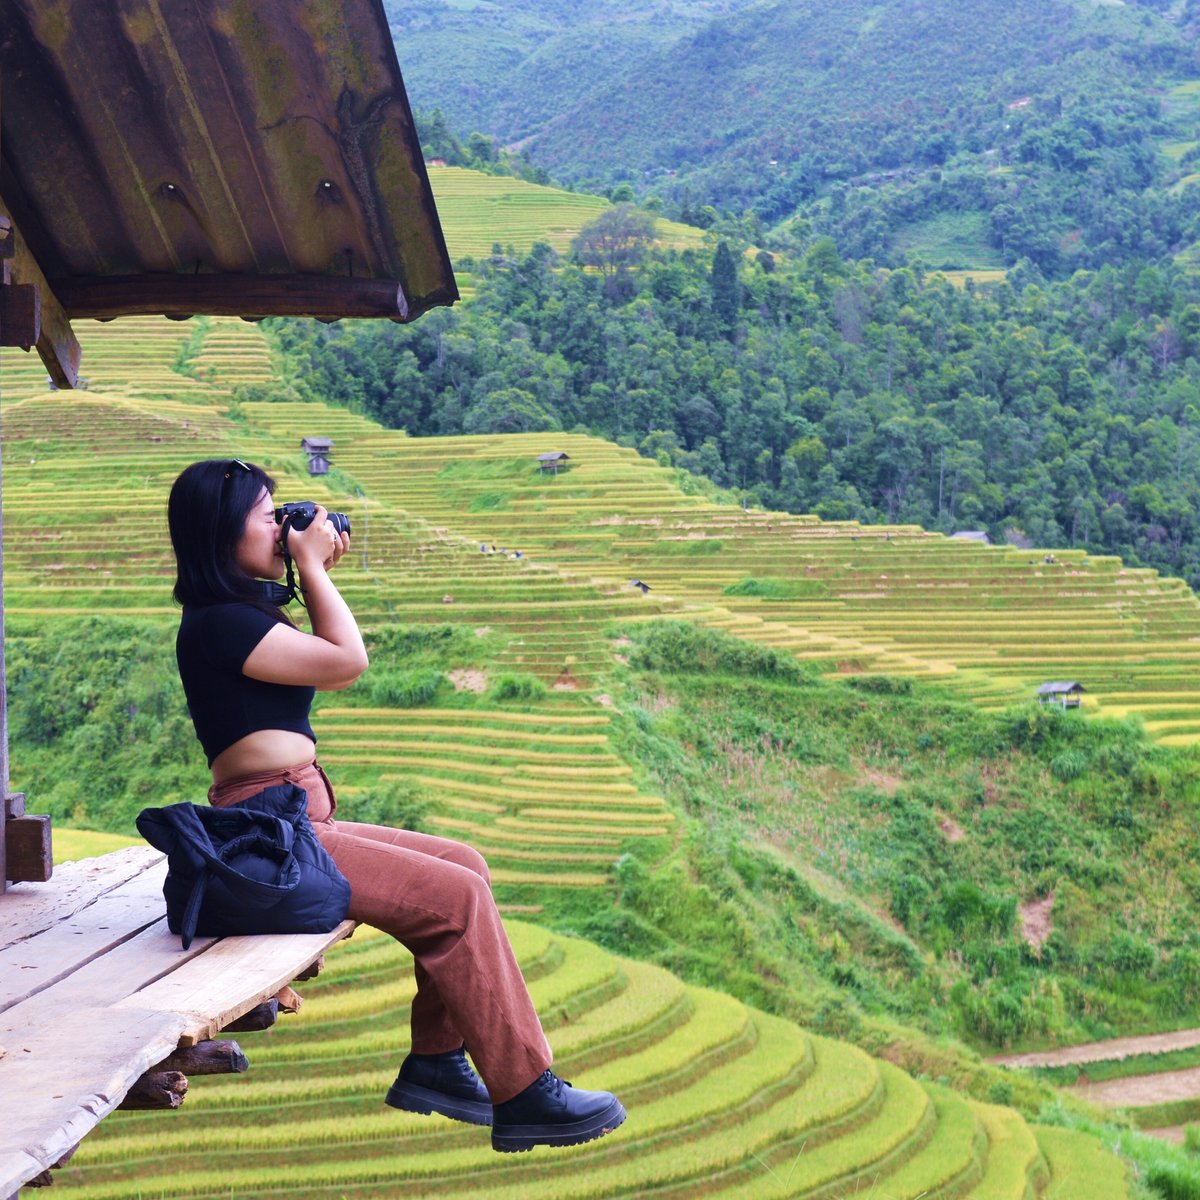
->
[386, 0, 763, 141]
[392, 0, 1200, 275]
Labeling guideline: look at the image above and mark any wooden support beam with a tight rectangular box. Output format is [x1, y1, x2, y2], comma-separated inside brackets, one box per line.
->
[222, 998, 279, 1033]
[55, 273, 409, 322]
[0, 198, 80, 388]
[118, 1070, 188, 1111]
[0, 283, 39, 350]
[275, 984, 302, 1014]
[116, 1041, 250, 1115]
[6, 814, 52, 884]
[154, 1040, 248, 1077]
[292, 954, 325, 982]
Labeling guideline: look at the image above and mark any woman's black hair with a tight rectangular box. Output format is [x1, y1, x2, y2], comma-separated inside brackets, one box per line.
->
[169, 459, 286, 618]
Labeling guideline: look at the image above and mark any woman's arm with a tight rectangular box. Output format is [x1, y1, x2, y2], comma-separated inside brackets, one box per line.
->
[242, 506, 369, 690]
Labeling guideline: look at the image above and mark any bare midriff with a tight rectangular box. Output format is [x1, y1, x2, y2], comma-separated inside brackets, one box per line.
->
[210, 729, 317, 785]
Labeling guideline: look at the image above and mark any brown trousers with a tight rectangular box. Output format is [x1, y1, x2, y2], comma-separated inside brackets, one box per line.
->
[208, 759, 552, 1103]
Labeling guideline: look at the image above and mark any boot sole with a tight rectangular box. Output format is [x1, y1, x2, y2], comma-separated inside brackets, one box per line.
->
[386, 1080, 493, 1126]
[492, 1097, 626, 1152]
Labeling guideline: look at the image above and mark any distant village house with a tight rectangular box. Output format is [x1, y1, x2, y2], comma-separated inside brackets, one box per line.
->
[301, 437, 333, 475]
[1036, 682, 1086, 709]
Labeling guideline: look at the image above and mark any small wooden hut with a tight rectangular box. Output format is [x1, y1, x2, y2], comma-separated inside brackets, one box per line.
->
[1036, 682, 1086, 709]
[302, 437, 335, 476]
[537, 451, 571, 475]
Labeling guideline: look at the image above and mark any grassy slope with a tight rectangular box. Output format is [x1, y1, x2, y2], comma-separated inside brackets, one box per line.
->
[427, 165, 705, 261]
[8, 317, 1192, 1194]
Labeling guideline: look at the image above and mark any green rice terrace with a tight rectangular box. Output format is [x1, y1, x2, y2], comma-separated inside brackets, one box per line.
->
[35, 833, 1117, 1200]
[426, 165, 706, 262]
[10, 315, 1200, 1196]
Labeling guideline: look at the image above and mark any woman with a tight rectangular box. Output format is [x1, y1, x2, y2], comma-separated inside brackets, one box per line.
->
[167, 458, 626, 1153]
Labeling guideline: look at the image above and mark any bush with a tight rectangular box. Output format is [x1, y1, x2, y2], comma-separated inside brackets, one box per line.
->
[722, 576, 828, 599]
[938, 880, 1015, 937]
[366, 624, 479, 663]
[365, 668, 443, 707]
[844, 675, 914, 695]
[1050, 749, 1089, 780]
[1185, 1124, 1200, 1157]
[622, 620, 810, 682]
[889, 871, 933, 928]
[1106, 931, 1157, 977]
[487, 673, 548, 701]
[1004, 703, 1070, 751]
[343, 778, 437, 831]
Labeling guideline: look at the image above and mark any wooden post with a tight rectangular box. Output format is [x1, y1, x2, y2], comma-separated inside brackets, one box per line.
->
[0, 95, 54, 889]
[118, 1071, 189, 1111]
[222, 998, 280, 1033]
[0, 75, 9, 892]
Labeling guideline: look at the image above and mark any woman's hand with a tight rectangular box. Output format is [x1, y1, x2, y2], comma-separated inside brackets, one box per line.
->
[285, 505, 344, 576]
[325, 526, 350, 571]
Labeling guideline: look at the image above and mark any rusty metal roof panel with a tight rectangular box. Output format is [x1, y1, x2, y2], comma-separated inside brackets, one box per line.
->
[0, 0, 457, 329]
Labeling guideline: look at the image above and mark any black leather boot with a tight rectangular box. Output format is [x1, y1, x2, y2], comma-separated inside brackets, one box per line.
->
[386, 1046, 492, 1126]
[491, 1069, 626, 1152]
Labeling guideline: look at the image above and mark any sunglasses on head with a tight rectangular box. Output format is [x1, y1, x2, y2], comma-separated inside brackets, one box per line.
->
[223, 459, 251, 479]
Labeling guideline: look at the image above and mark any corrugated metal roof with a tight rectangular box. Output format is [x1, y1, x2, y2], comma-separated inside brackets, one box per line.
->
[0, 0, 457, 385]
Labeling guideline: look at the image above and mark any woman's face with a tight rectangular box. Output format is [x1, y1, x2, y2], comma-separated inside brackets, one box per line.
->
[235, 488, 284, 579]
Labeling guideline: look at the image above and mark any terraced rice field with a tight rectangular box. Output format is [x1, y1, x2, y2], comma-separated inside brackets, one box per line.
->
[0, 317, 1139, 1196]
[319, 705, 674, 889]
[272, 423, 1200, 746]
[42, 896, 1104, 1200]
[427, 165, 706, 260]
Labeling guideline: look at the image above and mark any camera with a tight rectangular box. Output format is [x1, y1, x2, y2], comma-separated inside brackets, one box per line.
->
[274, 501, 351, 550]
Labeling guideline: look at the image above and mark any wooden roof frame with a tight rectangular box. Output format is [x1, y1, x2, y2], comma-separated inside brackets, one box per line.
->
[0, 0, 458, 389]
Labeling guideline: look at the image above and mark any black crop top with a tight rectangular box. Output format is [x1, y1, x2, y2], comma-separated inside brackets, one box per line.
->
[177, 603, 316, 766]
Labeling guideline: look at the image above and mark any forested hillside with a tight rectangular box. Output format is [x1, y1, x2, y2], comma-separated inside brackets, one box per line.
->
[266, 234, 1200, 589]
[385, 0, 762, 143]
[391, 0, 1200, 275]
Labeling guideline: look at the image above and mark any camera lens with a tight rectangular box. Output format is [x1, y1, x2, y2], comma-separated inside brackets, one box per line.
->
[275, 502, 350, 548]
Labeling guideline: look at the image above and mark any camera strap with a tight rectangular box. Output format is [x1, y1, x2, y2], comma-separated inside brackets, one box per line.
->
[261, 579, 296, 607]
[263, 515, 306, 608]
[278, 544, 306, 609]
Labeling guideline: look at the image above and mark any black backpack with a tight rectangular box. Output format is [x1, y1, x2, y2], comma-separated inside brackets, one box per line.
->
[136, 784, 351, 949]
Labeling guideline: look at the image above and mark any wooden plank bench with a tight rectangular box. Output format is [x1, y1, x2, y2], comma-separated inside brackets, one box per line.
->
[0, 846, 355, 1196]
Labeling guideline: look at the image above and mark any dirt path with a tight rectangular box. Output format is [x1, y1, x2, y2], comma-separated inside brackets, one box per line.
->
[1070, 1065, 1200, 1108]
[991, 1027, 1200, 1069]
[1145, 1126, 1186, 1144]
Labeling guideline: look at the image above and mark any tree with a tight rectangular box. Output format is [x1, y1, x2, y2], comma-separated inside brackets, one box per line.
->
[1149, 319, 1181, 373]
[710, 241, 740, 338]
[463, 388, 560, 434]
[466, 131, 497, 166]
[571, 205, 659, 296]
